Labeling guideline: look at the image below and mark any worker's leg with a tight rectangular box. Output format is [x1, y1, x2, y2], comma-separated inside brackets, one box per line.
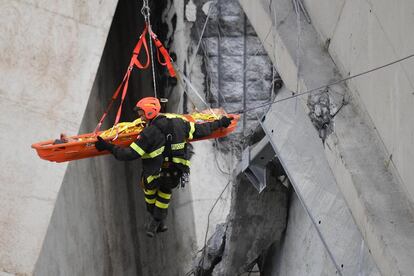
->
[143, 187, 157, 214]
[153, 169, 181, 222]
[141, 174, 161, 216]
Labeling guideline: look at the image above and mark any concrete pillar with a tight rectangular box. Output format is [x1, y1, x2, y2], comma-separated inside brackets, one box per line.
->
[0, 0, 118, 274]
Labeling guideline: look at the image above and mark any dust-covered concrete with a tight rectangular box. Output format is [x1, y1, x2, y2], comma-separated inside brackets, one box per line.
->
[210, 169, 288, 275]
[240, 0, 414, 275]
[0, 0, 118, 274]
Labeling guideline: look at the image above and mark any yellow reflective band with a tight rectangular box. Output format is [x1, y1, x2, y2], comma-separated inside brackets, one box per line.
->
[157, 190, 172, 200]
[144, 189, 157, 195]
[145, 198, 156, 204]
[142, 146, 165, 159]
[147, 174, 161, 184]
[164, 157, 190, 166]
[161, 113, 188, 120]
[188, 122, 195, 140]
[130, 142, 146, 156]
[155, 201, 169, 209]
[171, 143, 185, 150]
[164, 157, 190, 167]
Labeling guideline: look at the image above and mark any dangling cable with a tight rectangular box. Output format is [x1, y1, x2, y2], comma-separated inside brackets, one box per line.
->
[293, 0, 302, 113]
[141, 0, 158, 98]
[178, 69, 219, 117]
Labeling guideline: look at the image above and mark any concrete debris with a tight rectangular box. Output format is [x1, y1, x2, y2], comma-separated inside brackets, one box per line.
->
[185, 0, 197, 22]
[211, 171, 289, 275]
[192, 223, 227, 275]
[307, 90, 337, 142]
[191, 181, 288, 276]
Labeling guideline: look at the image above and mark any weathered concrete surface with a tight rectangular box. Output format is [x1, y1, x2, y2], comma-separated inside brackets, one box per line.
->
[264, 193, 379, 276]
[302, 0, 414, 206]
[210, 166, 289, 275]
[240, 0, 414, 275]
[189, 141, 233, 248]
[0, 0, 117, 274]
[259, 88, 380, 275]
[186, 0, 277, 140]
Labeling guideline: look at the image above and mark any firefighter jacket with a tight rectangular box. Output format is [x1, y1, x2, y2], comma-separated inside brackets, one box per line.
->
[110, 114, 223, 186]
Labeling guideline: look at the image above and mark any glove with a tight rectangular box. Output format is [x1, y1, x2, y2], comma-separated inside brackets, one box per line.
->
[95, 136, 114, 152]
[218, 116, 233, 128]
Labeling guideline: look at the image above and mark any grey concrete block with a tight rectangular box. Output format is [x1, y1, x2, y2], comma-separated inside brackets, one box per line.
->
[246, 79, 272, 101]
[245, 56, 273, 81]
[221, 81, 244, 103]
[206, 72, 219, 104]
[221, 101, 244, 114]
[219, 0, 244, 16]
[205, 55, 219, 77]
[204, 23, 219, 37]
[245, 100, 271, 120]
[200, 11, 219, 37]
[203, 37, 219, 57]
[220, 55, 244, 82]
[219, 15, 245, 36]
[221, 37, 244, 56]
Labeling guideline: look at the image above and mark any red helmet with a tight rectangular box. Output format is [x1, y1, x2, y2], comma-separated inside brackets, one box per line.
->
[135, 97, 161, 120]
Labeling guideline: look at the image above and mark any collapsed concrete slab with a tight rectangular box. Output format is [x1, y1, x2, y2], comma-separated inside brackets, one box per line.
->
[239, 0, 414, 275]
[211, 169, 289, 275]
[257, 88, 380, 275]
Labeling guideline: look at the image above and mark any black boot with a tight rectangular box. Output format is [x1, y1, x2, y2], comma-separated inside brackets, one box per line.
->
[146, 217, 160, 238]
[157, 220, 168, 233]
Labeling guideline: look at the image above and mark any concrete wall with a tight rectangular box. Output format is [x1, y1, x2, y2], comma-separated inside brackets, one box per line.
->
[256, 88, 380, 276]
[302, 0, 414, 204]
[265, 193, 379, 276]
[0, 0, 117, 274]
[239, 0, 414, 275]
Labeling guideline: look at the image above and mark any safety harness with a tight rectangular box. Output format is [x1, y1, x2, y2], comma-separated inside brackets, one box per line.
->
[151, 114, 193, 168]
[163, 119, 175, 163]
[94, 24, 176, 134]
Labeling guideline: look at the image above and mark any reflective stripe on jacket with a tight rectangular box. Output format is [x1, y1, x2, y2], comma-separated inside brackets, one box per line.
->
[111, 113, 222, 179]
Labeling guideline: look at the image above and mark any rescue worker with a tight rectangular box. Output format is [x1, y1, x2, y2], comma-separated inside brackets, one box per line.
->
[95, 97, 232, 237]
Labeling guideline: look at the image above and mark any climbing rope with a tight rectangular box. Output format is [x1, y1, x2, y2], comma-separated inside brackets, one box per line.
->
[141, 0, 158, 98]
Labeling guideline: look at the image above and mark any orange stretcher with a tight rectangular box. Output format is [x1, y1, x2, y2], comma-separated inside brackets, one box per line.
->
[31, 24, 239, 163]
[31, 113, 239, 163]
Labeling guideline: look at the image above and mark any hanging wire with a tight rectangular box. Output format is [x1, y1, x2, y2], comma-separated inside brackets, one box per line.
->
[171, 0, 218, 117]
[141, 0, 158, 98]
[199, 179, 232, 276]
[188, 0, 218, 76]
[174, 67, 219, 117]
[233, 53, 414, 114]
[192, 12, 275, 116]
[256, 113, 344, 276]
[292, 0, 302, 114]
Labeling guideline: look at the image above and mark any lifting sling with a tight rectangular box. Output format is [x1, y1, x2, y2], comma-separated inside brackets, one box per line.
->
[31, 23, 240, 163]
